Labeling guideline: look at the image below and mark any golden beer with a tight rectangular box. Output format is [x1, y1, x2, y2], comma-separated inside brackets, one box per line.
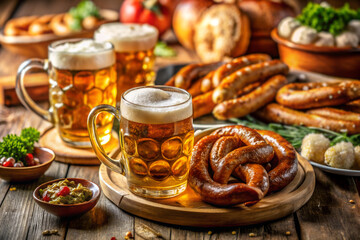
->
[48, 39, 117, 147]
[115, 49, 155, 96]
[95, 23, 158, 102]
[121, 116, 194, 196]
[88, 86, 194, 198]
[50, 66, 117, 146]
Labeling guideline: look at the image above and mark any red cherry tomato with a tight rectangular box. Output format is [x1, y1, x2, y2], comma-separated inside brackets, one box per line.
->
[42, 191, 51, 202]
[3, 161, 14, 167]
[25, 153, 34, 166]
[57, 186, 70, 197]
[120, 0, 171, 35]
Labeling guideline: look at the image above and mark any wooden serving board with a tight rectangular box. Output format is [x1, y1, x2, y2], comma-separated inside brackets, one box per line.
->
[40, 128, 120, 165]
[99, 126, 315, 227]
[99, 153, 314, 227]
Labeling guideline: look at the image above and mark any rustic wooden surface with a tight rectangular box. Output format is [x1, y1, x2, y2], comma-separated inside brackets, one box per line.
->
[0, 0, 360, 239]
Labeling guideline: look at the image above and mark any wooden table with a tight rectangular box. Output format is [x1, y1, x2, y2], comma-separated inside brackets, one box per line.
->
[0, 1, 360, 239]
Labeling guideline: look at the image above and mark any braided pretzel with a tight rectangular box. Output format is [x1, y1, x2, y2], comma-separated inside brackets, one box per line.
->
[276, 81, 360, 109]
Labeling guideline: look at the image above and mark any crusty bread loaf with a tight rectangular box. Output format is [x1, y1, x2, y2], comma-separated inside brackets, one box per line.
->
[194, 3, 251, 63]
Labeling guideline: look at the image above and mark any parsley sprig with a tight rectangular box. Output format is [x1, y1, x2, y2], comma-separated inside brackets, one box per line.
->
[0, 127, 40, 163]
[297, 3, 360, 36]
[229, 115, 360, 149]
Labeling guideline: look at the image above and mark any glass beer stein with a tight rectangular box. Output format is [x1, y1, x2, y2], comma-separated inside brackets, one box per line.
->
[88, 86, 194, 198]
[16, 39, 117, 148]
[94, 23, 158, 103]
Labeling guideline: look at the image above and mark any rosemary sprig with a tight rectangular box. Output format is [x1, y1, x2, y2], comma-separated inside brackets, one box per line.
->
[229, 116, 360, 149]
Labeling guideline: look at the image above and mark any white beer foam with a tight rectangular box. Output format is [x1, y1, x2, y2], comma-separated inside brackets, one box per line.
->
[94, 23, 158, 52]
[121, 88, 192, 124]
[49, 39, 115, 70]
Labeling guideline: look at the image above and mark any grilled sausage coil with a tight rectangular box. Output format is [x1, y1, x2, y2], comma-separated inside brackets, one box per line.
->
[189, 125, 297, 206]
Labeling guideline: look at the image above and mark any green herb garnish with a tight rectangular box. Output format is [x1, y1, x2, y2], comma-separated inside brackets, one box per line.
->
[154, 41, 177, 57]
[0, 127, 40, 163]
[229, 115, 360, 149]
[297, 3, 360, 36]
[68, 0, 100, 30]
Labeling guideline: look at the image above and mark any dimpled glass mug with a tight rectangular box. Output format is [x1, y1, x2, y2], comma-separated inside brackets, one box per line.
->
[16, 39, 117, 148]
[88, 86, 194, 198]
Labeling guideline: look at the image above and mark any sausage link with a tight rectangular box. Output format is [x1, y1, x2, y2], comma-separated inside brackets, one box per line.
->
[204, 54, 272, 92]
[192, 90, 216, 119]
[172, 62, 223, 90]
[255, 103, 360, 134]
[212, 60, 289, 103]
[213, 74, 288, 120]
[200, 71, 216, 93]
[307, 107, 360, 121]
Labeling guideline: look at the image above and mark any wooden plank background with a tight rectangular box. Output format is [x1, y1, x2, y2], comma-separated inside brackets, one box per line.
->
[0, 1, 359, 240]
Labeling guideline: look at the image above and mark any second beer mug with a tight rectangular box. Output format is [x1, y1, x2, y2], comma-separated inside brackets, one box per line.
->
[94, 23, 158, 102]
[16, 39, 117, 148]
[88, 86, 194, 198]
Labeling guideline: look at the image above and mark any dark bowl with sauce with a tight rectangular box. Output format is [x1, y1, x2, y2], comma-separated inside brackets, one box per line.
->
[33, 178, 101, 217]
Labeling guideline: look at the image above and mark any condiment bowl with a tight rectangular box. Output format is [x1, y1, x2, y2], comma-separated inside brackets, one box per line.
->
[33, 178, 101, 217]
[0, 147, 55, 182]
[271, 28, 360, 79]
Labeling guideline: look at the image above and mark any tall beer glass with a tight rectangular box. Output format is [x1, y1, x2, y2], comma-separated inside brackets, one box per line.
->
[16, 39, 117, 148]
[94, 23, 158, 103]
[88, 86, 194, 198]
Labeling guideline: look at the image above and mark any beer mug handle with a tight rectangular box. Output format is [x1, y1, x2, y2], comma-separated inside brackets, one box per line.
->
[15, 59, 53, 122]
[88, 104, 125, 175]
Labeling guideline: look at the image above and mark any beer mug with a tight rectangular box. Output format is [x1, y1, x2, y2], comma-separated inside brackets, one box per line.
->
[88, 86, 194, 198]
[94, 23, 158, 102]
[16, 39, 117, 148]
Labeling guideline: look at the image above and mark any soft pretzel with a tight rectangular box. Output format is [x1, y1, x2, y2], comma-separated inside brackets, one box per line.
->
[28, 14, 55, 35]
[4, 16, 38, 36]
[276, 81, 360, 109]
[50, 13, 72, 36]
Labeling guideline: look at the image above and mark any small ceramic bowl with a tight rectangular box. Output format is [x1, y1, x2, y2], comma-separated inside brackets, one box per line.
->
[271, 28, 360, 79]
[33, 178, 101, 217]
[0, 147, 55, 182]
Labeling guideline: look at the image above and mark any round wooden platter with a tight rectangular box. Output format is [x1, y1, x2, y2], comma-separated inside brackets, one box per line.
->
[99, 154, 314, 227]
[99, 126, 315, 227]
[40, 128, 120, 165]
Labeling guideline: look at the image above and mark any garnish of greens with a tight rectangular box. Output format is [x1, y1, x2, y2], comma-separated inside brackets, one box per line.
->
[154, 41, 177, 57]
[229, 115, 360, 149]
[0, 127, 40, 165]
[68, 0, 100, 30]
[297, 2, 360, 36]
